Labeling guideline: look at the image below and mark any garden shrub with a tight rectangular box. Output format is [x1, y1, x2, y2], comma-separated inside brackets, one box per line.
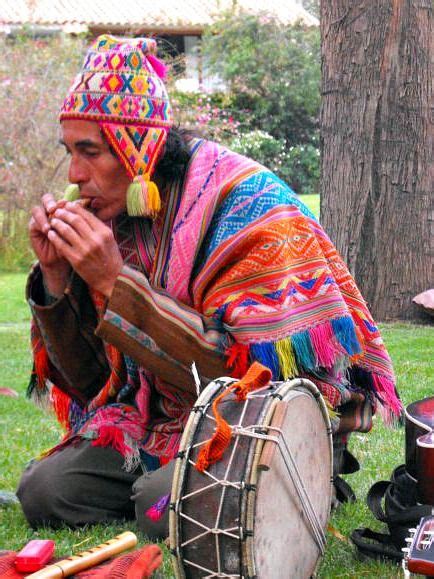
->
[229, 131, 319, 194]
[170, 90, 241, 142]
[229, 130, 285, 170]
[283, 143, 320, 195]
[202, 11, 320, 147]
[0, 32, 86, 270]
[201, 10, 320, 194]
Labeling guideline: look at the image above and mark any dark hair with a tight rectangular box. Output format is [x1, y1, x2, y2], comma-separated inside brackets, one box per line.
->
[155, 127, 195, 183]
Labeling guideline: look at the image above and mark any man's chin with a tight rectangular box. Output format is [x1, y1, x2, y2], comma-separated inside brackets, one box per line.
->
[95, 207, 124, 222]
[94, 208, 109, 221]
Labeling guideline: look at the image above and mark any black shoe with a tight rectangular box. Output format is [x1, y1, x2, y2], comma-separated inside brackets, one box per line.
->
[334, 475, 356, 504]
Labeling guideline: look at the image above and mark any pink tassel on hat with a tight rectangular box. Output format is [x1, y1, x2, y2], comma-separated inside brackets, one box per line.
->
[147, 54, 168, 79]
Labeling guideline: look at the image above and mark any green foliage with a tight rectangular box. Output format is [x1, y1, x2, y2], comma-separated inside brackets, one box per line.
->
[201, 11, 321, 194]
[171, 90, 241, 142]
[229, 130, 286, 169]
[284, 142, 320, 194]
[0, 33, 87, 271]
[1, 274, 433, 577]
[229, 130, 320, 193]
[0, 210, 35, 271]
[202, 12, 321, 146]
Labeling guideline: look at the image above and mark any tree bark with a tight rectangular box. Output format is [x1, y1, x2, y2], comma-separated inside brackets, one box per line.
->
[320, 0, 433, 321]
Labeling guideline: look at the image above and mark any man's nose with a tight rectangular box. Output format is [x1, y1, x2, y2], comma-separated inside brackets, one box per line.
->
[68, 156, 89, 185]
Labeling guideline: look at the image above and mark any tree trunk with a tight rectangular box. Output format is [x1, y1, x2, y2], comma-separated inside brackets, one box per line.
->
[320, 0, 432, 321]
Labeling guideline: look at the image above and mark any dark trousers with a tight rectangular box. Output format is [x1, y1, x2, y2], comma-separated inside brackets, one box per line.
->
[16, 441, 173, 539]
[17, 437, 353, 537]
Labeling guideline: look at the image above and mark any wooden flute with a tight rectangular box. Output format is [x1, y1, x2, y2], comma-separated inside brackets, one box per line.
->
[26, 531, 138, 578]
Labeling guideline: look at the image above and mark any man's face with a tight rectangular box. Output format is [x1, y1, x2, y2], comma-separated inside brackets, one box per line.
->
[60, 119, 131, 222]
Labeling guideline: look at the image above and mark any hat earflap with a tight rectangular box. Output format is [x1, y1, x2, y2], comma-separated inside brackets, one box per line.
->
[100, 122, 168, 219]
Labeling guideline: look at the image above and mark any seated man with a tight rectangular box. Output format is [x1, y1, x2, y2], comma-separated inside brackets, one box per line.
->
[17, 35, 401, 537]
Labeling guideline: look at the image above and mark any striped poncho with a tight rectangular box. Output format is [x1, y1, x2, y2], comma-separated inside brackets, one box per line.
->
[29, 139, 401, 468]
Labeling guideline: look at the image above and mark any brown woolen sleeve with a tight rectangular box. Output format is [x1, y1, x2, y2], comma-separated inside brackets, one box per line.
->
[96, 266, 230, 394]
[27, 266, 111, 404]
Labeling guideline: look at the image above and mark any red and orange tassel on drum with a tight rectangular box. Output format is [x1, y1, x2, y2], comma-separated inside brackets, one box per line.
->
[195, 362, 272, 473]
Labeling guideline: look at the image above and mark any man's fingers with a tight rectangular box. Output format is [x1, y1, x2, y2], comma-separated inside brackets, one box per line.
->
[41, 193, 58, 215]
[49, 210, 112, 257]
[47, 229, 74, 261]
[49, 216, 84, 247]
[53, 203, 112, 240]
[51, 203, 95, 235]
[30, 205, 51, 235]
[63, 201, 99, 228]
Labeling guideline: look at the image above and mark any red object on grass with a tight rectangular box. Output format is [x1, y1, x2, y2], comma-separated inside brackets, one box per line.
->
[0, 388, 18, 397]
[14, 540, 55, 573]
[1, 544, 162, 578]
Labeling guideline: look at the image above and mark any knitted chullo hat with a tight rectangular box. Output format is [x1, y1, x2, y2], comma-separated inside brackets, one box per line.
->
[60, 34, 174, 217]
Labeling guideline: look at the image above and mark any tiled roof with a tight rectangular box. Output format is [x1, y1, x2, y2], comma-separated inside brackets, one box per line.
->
[0, 0, 318, 30]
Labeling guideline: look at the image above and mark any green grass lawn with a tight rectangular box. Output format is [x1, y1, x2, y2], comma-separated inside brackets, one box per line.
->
[299, 193, 320, 217]
[0, 272, 432, 578]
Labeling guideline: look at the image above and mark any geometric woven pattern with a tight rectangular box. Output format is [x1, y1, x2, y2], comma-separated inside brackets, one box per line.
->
[60, 35, 173, 127]
[60, 34, 173, 180]
[101, 123, 167, 178]
[27, 139, 401, 472]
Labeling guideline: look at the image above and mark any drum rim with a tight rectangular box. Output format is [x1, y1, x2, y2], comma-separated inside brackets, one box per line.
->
[244, 378, 333, 576]
[169, 377, 333, 579]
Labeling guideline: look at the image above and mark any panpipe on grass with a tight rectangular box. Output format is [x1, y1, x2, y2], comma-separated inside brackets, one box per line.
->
[26, 532, 137, 578]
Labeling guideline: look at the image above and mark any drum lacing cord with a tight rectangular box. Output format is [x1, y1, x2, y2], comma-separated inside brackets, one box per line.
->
[176, 467, 244, 579]
[180, 557, 240, 578]
[195, 363, 273, 473]
[174, 371, 327, 576]
[176, 392, 256, 578]
[231, 424, 327, 554]
[176, 422, 325, 565]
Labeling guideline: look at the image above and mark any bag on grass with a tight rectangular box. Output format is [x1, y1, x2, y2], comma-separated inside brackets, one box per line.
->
[351, 464, 434, 562]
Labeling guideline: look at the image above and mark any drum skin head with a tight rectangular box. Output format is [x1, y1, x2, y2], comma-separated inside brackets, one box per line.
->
[170, 378, 332, 579]
[253, 390, 332, 578]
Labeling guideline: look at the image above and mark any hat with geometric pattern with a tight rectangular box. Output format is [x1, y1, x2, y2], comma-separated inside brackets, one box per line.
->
[60, 34, 174, 217]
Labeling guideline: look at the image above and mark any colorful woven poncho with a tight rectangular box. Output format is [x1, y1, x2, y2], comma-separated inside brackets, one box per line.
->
[28, 139, 401, 467]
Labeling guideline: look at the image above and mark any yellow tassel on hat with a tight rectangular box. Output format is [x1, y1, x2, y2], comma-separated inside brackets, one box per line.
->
[126, 174, 161, 218]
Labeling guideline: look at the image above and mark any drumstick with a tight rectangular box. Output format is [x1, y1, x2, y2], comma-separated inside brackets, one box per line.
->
[258, 401, 288, 471]
[26, 531, 137, 578]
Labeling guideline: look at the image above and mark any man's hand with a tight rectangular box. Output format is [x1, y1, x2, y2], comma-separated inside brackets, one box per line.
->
[47, 202, 123, 298]
[29, 194, 71, 296]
